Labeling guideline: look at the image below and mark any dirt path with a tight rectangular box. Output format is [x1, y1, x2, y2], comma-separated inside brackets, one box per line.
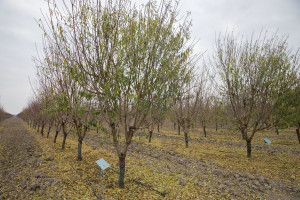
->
[0, 117, 46, 199]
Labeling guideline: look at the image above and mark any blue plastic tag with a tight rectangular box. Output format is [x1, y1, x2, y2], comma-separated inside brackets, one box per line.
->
[96, 158, 110, 170]
[264, 138, 271, 144]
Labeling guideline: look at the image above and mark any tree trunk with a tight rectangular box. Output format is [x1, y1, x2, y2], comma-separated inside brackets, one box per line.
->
[174, 122, 176, 130]
[157, 124, 160, 133]
[184, 133, 189, 148]
[276, 128, 279, 135]
[149, 130, 153, 143]
[296, 126, 300, 144]
[47, 126, 51, 138]
[216, 123, 218, 131]
[37, 125, 40, 133]
[62, 134, 67, 149]
[78, 137, 83, 161]
[183, 126, 189, 148]
[118, 153, 126, 188]
[203, 126, 207, 137]
[41, 125, 44, 136]
[242, 132, 246, 140]
[54, 130, 59, 143]
[246, 140, 252, 158]
[177, 124, 180, 135]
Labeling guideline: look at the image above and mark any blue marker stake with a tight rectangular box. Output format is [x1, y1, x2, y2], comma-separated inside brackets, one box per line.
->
[99, 168, 105, 200]
[265, 143, 267, 161]
[96, 159, 110, 200]
[264, 138, 271, 161]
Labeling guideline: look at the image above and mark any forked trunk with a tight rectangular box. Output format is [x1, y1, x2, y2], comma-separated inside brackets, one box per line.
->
[149, 130, 153, 143]
[110, 123, 135, 189]
[118, 153, 126, 188]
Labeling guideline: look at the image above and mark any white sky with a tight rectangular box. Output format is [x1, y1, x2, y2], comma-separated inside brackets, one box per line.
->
[0, 0, 299, 115]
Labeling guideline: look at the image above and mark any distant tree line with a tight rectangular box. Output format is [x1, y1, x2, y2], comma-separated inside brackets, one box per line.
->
[0, 103, 13, 122]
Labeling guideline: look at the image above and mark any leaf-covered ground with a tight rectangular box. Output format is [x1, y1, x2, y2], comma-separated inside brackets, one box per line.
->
[0, 118, 299, 199]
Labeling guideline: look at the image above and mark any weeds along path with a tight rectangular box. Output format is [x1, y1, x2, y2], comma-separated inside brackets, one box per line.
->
[83, 131, 300, 200]
[0, 117, 45, 199]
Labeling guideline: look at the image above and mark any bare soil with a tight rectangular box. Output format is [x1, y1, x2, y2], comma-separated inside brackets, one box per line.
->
[0, 117, 43, 199]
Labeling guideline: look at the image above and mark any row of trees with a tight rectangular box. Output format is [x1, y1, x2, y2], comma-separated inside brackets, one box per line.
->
[25, 0, 197, 189]
[18, 0, 299, 189]
[0, 104, 12, 122]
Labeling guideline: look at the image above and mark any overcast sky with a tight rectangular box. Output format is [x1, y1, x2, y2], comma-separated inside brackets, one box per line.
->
[0, 0, 299, 115]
